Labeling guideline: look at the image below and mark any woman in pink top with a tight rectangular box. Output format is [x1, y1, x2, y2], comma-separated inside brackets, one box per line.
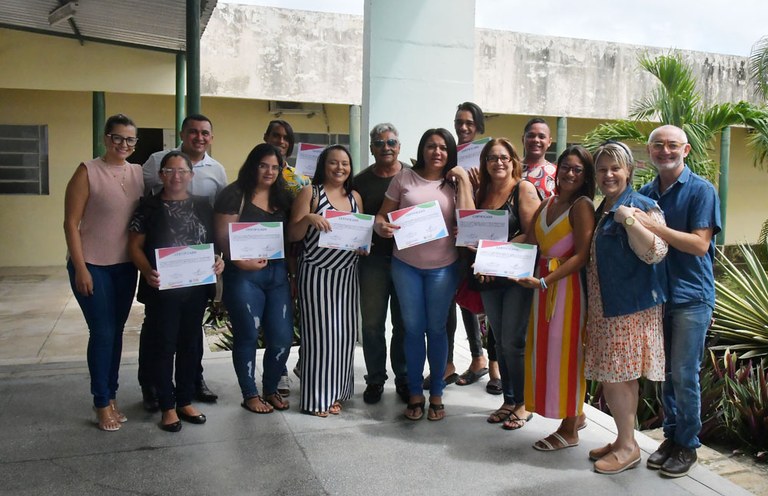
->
[64, 114, 144, 432]
[375, 128, 474, 421]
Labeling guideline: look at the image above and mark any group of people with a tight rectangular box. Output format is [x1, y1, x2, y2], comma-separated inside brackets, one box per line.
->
[64, 106, 719, 480]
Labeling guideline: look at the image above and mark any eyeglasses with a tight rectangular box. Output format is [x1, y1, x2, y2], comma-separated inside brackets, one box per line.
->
[258, 163, 281, 172]
[161, 168, 191, 176]
[559, 166, 584, 175]
[372, 138, 399, 148]
[454, 119, 476, 128]
[486, 155, 511, 163]
[650, 141, 687, 152]
[107, 134, 138, 147]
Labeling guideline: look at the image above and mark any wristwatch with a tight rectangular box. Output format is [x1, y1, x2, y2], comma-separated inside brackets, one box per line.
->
[624, 216, 636, 227]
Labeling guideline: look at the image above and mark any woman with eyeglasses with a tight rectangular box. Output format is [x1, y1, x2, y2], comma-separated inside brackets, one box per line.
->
[472, 138, 541, 430]
[128, 151, 224, 432]
[375, 128, 474, 421]
[583, 141, 668, 474]
[64, 113, 144, 432]
[214, 144, 295, 414]
[289, 145, 364, 417]
[513, 145, 595, 449]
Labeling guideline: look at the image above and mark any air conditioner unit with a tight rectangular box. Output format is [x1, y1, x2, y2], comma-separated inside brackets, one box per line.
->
[268, 101, 323, 115]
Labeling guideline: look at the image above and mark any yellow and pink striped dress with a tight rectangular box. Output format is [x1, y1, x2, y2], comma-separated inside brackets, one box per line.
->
[524, 198, 586, 419]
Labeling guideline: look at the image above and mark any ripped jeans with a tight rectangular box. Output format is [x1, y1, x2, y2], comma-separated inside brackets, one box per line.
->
[222, 260, 294, 400]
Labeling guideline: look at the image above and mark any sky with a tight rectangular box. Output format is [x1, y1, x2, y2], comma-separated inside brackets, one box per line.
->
[221, 0, 768, 57]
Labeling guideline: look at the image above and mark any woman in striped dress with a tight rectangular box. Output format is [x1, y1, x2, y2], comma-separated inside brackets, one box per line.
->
[288, 145, 364, 417]
[516, 145, 596, 450]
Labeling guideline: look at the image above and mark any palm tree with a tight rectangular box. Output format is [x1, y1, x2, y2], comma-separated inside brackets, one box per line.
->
[750, 35, 768, 102]
[583, 53, 768, 184]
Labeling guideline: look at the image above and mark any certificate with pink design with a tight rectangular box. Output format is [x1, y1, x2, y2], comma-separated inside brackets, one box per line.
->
[155, 244, 216, 290]
[456, 209, 508, 247]
[318, 210, 374, 252]
[473, 240, 537, 278]
[228, 222, 284, 260]
[388, 201, 448, 250]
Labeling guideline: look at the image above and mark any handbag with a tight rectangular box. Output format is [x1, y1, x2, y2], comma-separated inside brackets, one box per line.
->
[455, 276, 484, 314]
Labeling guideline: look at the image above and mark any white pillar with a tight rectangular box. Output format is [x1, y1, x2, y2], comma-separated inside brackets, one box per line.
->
[361, 0, 476, 166]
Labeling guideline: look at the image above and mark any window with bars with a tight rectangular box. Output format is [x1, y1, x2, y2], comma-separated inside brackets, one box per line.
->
[0, 125, 49, 195]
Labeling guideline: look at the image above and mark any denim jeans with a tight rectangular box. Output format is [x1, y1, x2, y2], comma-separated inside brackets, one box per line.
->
[359, 255, 406, 385]
[391, 257, 460, 398]
[144, 286, 209, 411]
[662, 302, 712, 449]
[222, 260, 294, 400]
[481, 284, 533, 405]
[67, 261, 137, 408]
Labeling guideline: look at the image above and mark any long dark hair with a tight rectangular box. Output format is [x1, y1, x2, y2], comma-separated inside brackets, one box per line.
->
[236, 143, 291, 212]
[311, 145, 354, 194]
[555, 145, 596, 200]
[456, 102, 485, 134]
[413, 128, 458, 183]
[476, 138, 522, 208]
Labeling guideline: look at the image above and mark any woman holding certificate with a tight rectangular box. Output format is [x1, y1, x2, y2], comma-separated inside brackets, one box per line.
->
[583, 141, 667, 474]
[513, 145, 595, 449]
[215, 143, 295, 414]
[289, 145, 364, 417]
[128, 151, 224, 432]
[64, 113, 143, 432]
[473, 139, 541, 430]
[374, 128, 474, 421]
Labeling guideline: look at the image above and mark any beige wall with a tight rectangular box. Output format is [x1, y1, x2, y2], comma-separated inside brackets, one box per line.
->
[0, 89, 351, 266]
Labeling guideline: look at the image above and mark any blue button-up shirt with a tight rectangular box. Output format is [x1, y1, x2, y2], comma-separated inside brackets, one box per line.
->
[639, 166, 721, 308]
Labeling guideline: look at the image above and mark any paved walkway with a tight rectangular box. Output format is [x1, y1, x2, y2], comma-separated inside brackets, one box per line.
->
[0, 267, 754, 495]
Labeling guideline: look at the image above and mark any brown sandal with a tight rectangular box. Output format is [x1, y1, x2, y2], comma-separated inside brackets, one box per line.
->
[264, 392, 290, 411]
[487, 406, 515, 424]
[329, 401, 342, 415]
[241, 396, 274, 414]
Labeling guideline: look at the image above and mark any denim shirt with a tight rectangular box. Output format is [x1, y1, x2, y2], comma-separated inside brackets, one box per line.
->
[594, 186, 667, 318]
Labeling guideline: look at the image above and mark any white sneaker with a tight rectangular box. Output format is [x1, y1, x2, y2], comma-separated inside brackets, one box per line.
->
[278, 374, 291, 396]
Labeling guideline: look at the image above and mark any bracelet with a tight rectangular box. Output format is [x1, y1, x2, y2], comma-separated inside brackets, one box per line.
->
[539, 277, 548, 290]
[288, 274, 296, 279]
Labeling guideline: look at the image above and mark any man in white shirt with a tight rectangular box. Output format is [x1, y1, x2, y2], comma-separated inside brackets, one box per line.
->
[140, 114, 227, 409]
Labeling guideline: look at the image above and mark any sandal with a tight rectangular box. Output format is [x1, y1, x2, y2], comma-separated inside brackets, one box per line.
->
[485, 378, 503, 395]
[487, 405, 515, 424]
[404, 400, 425, 421]
[310, 410, 329, 418]
[329, 401, 342, 415]
[532, 432, 579, 451]
[427, 402, 445, 421]
[456, 367, 489, 386]
[502, 412, 533, 430]
[109, 400, 127, 423]
[94, 406, 121, 432]
[264, 392, 290, 411]
[241, 396, 274, 414]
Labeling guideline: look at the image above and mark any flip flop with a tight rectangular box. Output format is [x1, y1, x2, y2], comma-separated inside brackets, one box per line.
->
[241, 396, 274, 414]
[532, 432, 579, 451]
[456, 367, 489, 386]
[487, 406, 515, 424]
[502, 412, 533, 431]
[404, 400, 425, 421]
[427, 403, 445, 421]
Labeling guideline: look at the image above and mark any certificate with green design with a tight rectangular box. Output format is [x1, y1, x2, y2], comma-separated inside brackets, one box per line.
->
[228, 222, 284, 260]
[318, 210, 374, 252]
[155, 244, 216, 290]
[473, 240, 537, 278]
[456, 209, 509, 247]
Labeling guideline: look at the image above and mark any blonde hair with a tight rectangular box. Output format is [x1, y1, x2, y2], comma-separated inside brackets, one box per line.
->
[593, 141, 634, 186]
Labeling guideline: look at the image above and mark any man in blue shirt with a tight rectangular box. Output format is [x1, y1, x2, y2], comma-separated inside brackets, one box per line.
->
[635, 125, 721, 478]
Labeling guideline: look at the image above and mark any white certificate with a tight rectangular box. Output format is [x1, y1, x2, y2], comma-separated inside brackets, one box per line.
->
[228, 222, 284, 260]
[155, 243, 216, 290]
[318, 210, 375, 251]
[456, 209, 509, 247]
[473, 240, 537, 278]
[457, 137, 491, 170]
[388, 200, 448, 250]
[294, 143, 325, 178]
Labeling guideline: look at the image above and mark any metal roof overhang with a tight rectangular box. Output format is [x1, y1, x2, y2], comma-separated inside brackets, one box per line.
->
[0, 0, 217, 53]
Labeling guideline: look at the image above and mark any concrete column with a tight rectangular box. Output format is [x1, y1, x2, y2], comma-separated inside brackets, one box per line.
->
[556, 116, 567, 158]
[176, 52, 186, 146]
[186, 0, 201, 116]
[361, 0, 476, 167]
[349, 105, 362, 174]
[92, 91, 105, 158]
[717, 126, 731, 245]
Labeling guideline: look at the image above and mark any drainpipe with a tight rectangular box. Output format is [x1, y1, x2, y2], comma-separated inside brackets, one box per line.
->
[349, 105, 362, 175]
[176, 52, 186, 146]
[186, 0, 201, 116]
[716, 126, 730, 245]
[556, 116, 567, 158]
[92, 91, 105, 158]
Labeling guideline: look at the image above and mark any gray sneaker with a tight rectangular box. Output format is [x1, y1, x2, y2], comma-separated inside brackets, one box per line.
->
[278, 374, 291, 396]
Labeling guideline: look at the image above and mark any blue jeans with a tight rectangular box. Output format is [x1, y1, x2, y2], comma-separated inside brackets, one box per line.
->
[67, 261, 137, 408]
[662, 302, 712, 449]
[481, 284, 533, 405]
[223, 260, 294, 400]
[359, 255, 406, 385]
[391, 257, 460, 398]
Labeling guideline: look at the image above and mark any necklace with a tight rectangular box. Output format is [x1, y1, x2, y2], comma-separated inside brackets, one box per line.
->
[102, 158, 127, 194]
